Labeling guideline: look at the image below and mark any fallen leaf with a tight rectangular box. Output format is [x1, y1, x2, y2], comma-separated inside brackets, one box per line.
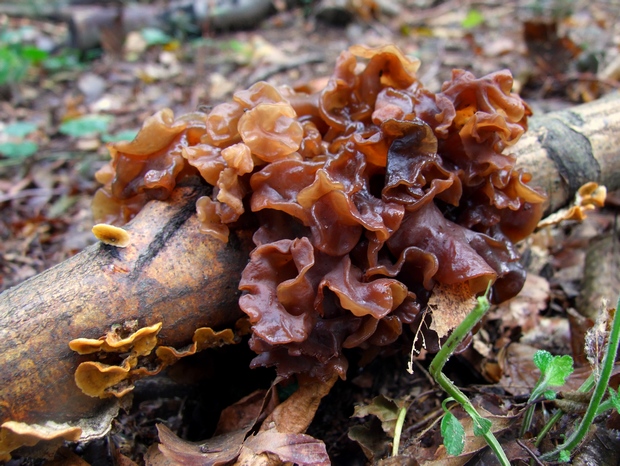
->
[348, 417, 390, 463]
[215, 389, 274, 436]
[156, 383, 279, 465]
[157, 423, 248, 466]
[242, 431, 330, 466]
[429, 282, 477, 339]
[144, 443, 182, 466]
[261, 375, 337, 434]
[488, 273, 550, 335]
[351, 394, 408, 437]
[411, 404, 517, 465]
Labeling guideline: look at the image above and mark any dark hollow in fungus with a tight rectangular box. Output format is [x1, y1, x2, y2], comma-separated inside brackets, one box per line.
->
[93, 44, 546, 382]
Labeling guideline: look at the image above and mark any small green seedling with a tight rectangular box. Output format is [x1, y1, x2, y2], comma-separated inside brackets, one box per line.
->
[461, 8, 485, 29]
[59, 114, 113, 138]
[440, 398, 465, 456]
[0, 121, 39, 160]
[520, 350, 574, 436]
[539, 297, 620, 462]
[604, 386, 620, 414]
[428, 282, 510, 466]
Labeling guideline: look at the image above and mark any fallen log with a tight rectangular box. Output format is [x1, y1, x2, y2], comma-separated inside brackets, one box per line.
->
[0, 92, 619, 460]
[514, 91, 620, 215]
[0, 0, 275, 51]
[0, 181, 254, 460]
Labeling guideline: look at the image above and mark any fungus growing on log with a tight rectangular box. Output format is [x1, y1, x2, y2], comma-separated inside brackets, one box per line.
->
[91, 223, 131, 247]
[69, 322, 239, 399]
[92, 44, 546, 383]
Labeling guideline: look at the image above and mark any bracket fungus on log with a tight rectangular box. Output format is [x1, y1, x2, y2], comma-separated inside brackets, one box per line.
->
[92, 43, 547, 384]
[0, 184, 255, 460]
[70, 322, 240, 399]
[91, 223, 131, 247]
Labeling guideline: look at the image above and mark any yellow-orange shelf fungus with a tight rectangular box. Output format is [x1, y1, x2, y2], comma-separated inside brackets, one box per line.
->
[91, 223, 131, 248]
[0, 421, 82, 462]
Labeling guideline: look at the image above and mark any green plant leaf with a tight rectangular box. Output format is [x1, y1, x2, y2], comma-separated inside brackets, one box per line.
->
[60, 115, 113, 137]
[534, 350, 574, 387]
[441, 412, 465, 456]
[462, 8, 484, 29]
[0, 141, 38, 159]
[472, 416, 492, 436]
[559, 450, 571, 463]
[533, 350, 553, 372]
[609, 387, 620, 413]
[0, 47, 30, 84]
[43, 50, 82, 72]
[20, 46, 49, 63]
[141, 27, 173, 46]
[544, 390, 557, 400]
[101, 129, 139, 143]
[4, 121, 38, 138]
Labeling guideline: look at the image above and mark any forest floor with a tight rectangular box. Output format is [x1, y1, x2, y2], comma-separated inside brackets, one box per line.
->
[1, 0, 620, 465]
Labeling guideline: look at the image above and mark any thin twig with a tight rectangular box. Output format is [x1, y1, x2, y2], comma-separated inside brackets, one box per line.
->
[516, 439, 545, 466]
[0, 188, 67, 203]
[246, 53, 326, 84]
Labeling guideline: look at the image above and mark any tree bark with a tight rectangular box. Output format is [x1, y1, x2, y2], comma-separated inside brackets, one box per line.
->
[515, 91, 620, 215]
[0, 181, 254, 449]
[0, 93, 619, 457]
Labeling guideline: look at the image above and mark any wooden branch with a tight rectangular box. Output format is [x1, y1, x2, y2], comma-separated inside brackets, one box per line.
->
[0, 181, 254, 459]
[0, 0, 274, 51]
[0, 93, 619, 459]
[515, 91, 620, 215]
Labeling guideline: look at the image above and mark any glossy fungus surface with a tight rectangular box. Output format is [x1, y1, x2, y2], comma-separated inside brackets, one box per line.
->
[93, 44, 546, 381]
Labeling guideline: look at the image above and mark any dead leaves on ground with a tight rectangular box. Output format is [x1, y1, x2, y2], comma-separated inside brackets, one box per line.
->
[147, 375, 335, 466]
[348, 393, 529, 465]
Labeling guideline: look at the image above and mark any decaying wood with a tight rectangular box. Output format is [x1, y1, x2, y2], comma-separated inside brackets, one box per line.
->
[577, 234, 620, 321]
[0, 93, 619, 458]
[0, 181, 254, 457]
[515, 91, 620, 215]
[0, 0, 274, 51]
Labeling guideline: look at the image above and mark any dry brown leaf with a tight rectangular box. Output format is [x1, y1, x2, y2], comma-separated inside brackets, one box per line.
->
[497, 342, 594, 396]
[496, 342, 542, 397]
[46, 447, 92, 466]
[155, 383, 280, 465]
[261, 375, 337, 434]
[428, 282, 477, 339]
[348, 418, 390, 463]
[411, 405, 517, 465]
[351, 394, 408, 437]
[144, 444, 177, 466]
[487, 274, 549, 335]
[157, 423, 249, 466]
[240, 431, 330, 466]
[215, 389, 276, 436]
[585, 303, 614, 372]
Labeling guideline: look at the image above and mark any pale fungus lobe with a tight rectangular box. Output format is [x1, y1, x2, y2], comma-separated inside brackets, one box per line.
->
[71, 322, 163, 398]
[93, 44, 547, 382]
[92, 223, 131, 247]
[0, 421, 82, 462]
[70, 323, 239, 398]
